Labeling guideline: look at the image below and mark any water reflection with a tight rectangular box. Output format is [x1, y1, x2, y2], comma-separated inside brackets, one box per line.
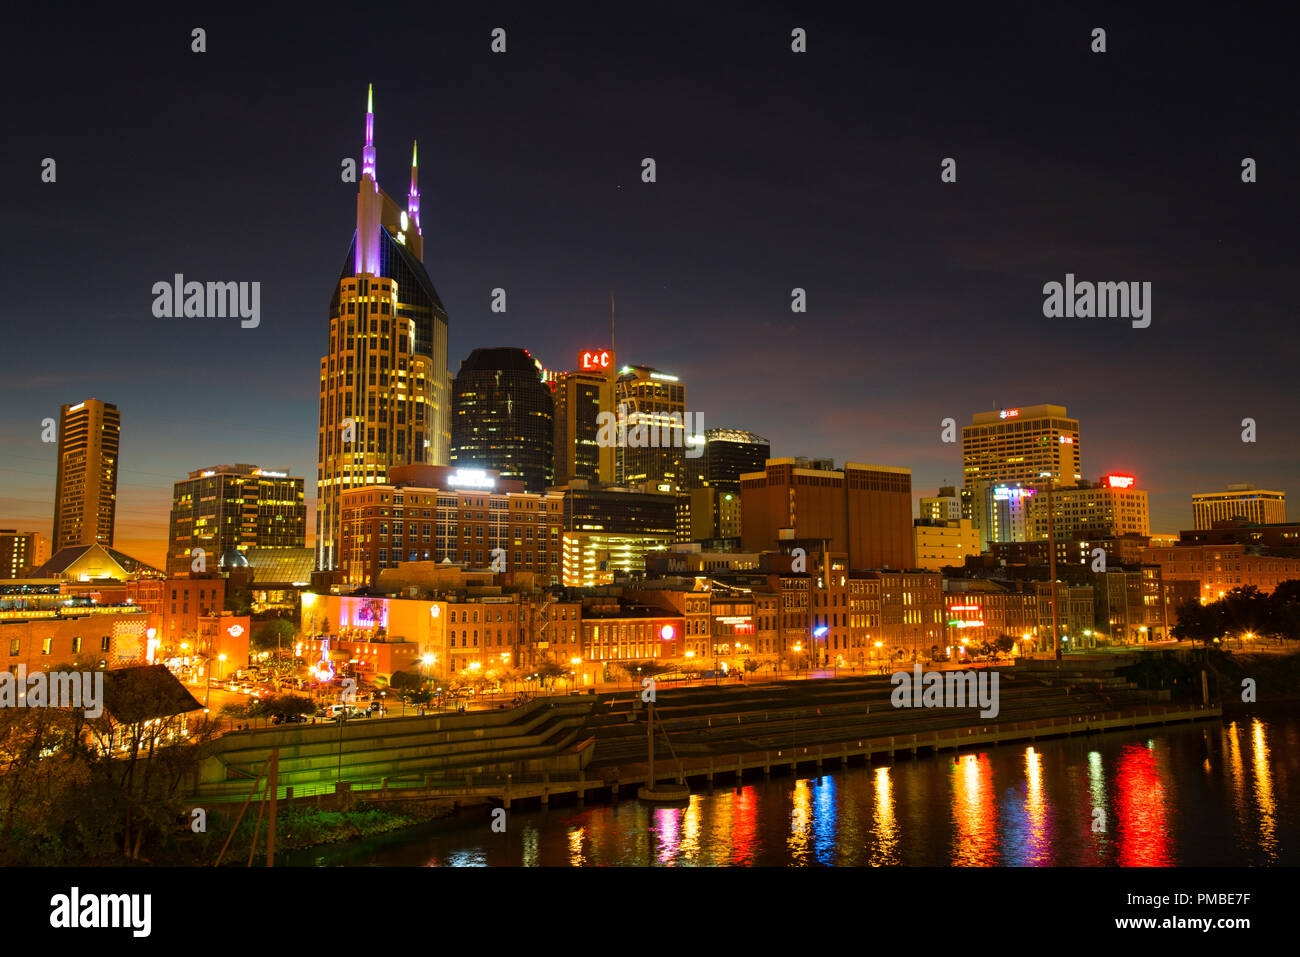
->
[1115, 742, 1171, 866]
[729, 786, 758, 865]
[653, 806, 680, 865]
[812, 776, 837, 865]
[568, 826, 586, 867]
[1086, 750, 1110, 865]
[951, 753, 997, 866]
[788, 779, 812, 864]
[1250, 719, 1277, 861]
[293, 712, 1296, 867]
[869, 767, 898, 866]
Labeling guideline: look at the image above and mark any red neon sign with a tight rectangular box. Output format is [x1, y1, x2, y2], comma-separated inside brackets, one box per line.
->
[1105, 473, 1136, 489]
[581, 350, 611, 371]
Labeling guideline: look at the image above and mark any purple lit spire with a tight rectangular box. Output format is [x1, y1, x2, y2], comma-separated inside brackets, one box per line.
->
[355, 84, 382, 274]
[407, 140, 421, 235]
[362, 83, 377, 181]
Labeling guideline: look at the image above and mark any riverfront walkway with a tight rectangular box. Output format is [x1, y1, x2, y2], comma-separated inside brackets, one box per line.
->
[195, 658, 1222, 810]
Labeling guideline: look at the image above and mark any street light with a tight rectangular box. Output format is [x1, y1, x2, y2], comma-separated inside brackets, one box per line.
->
[205, 652, 228, 709]
[419, 653, 436, 713]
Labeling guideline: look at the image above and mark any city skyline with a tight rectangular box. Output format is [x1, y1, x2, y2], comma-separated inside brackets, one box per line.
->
[4, 7, 1295, 570]
[1, 2, 1296, 894]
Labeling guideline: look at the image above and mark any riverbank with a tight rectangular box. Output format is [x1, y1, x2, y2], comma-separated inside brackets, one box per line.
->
[171, 800, 459, 865]
[283, 707, 1300, 867]
[185, 652, 1300, 861]
[1211, 649, 1300, 709]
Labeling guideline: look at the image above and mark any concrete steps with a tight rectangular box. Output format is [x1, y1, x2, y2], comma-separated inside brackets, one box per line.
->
[194, 697, 596, 797]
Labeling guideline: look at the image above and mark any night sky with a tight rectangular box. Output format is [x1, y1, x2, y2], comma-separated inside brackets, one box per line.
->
[4, 2, 1296, 569]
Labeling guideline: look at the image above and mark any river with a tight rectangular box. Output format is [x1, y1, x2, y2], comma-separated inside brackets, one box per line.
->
[285, 708, 1297, 866]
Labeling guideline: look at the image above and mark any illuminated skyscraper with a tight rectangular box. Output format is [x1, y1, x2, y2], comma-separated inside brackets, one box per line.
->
[316, 87, 451, 570]
[167, 465, 306, 576]
[686, 428, 770, 491]
[554, 349, 616, 487]
[1192, 484, 1285, 529]
[962, 404, 1081, 549]
[614, 365, 695, 486]
[450, 348, 554, 493]
[52, 398, 120, 552]
[0, 530, 48, 578]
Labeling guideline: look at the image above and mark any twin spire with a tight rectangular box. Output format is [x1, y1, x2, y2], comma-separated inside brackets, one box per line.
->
[361, 83, 376, 182]
[360, 84, 420, 234]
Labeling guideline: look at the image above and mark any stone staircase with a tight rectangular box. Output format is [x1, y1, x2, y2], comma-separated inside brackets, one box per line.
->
[194, 696, 595, 798]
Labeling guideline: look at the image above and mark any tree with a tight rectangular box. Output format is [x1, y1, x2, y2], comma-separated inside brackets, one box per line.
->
[224, 589, 252, 616]
[534, 657, 568, 692]
[1171, 599, 1223, 645]
[1269, 579, 1300, 608]
[218, 701, 254, 723]
[1219, 586, 1269, 638]
[606, 662, 632, 687]
[252, 618, 296, 653]
[1269, 583, 1300, 641]
[263, 693, 315, 720]
[389, 670, 423, 693]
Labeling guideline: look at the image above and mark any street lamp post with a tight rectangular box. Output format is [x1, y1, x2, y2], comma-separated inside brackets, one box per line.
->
[421, 653, 436, 714]
[1043, 473, 1061, 662]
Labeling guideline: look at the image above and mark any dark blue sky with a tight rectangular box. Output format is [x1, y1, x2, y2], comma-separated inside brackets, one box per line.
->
[3, 2, 1296, 567]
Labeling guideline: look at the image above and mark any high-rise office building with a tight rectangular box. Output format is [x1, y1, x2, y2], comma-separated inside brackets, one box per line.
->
[52, 398, 120, 552]
[1192, 484, 1285, 529]
[316, 87, 451, 570]
[450, 348, 554, 493]
[614, 365, 693, 486]
[983, 483, 1038, 544]
[919, 486, 962, 522]
[962, 404, 1081, 548]
[740, 458, 914, 569]
[0, 530, 48, 578]
[166, 465, 306, 576]
[558, 481, 677, 585]
[913, 519, 979, 571]
[681, 428, 768, 541]
[685, 428, 770, 491]
[553, 349, 615, 486]
[1028, 473, 1150, 541]
[338, 464, 564, 587]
